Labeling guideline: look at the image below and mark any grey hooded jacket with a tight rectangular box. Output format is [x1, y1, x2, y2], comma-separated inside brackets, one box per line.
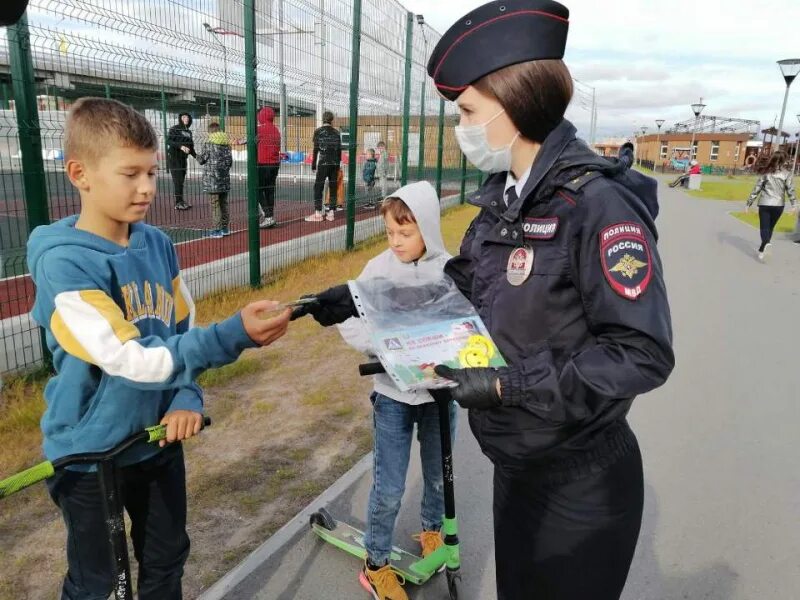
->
[747, 170, 797, 208]
[337, 181, 450, 406]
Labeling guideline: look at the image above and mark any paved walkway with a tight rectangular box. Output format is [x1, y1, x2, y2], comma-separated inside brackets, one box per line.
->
[204, 179, 800, 599]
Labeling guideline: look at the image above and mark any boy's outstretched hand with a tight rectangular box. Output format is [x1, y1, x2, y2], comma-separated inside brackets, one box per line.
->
[160, 410, 204, 447]
[241, 300, 291, 346]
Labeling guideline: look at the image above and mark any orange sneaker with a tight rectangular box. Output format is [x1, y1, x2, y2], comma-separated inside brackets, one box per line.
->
[414, 530, 445, 572]
[358, 561, 408, 600]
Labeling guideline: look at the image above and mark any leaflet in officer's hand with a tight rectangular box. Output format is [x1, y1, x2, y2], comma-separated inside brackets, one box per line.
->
[346, 276, 506, 391]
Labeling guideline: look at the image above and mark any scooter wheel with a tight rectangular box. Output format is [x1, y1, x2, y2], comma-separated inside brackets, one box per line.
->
[446, 567, 461, 600]
[309, 507, 337, 531]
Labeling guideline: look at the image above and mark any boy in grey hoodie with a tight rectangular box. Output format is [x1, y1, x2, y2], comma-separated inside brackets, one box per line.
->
[294, 181, 455, 600]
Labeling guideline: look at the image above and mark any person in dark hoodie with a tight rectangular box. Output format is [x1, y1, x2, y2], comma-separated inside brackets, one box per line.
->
[295, 3, 674, 599]
[26, 98, 291, 600]
[167, 112, 196, 210]
[306, 110, 342, 222]
[257, 106, 281, 228]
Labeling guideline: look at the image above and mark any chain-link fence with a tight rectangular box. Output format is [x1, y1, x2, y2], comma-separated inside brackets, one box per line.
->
[0, 0, 598, 376]
[0, 0, 484, 375]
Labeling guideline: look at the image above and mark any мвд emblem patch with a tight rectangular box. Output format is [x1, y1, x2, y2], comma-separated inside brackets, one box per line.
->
[599, 222, 652, 300]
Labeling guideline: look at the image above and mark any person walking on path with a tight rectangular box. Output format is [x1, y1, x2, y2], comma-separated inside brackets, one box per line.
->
[307, 110, 342, 222]
[746, 150, 797, 261]
[375, 140, 390, 199]
[257, 106, 281, 229]
[167, 112, 196, 210]
[196, 122, 233, 239]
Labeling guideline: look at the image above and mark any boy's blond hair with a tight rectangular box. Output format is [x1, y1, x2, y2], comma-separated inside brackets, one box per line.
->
[64, 97, 158, 164]
[380, 196, 416, 225]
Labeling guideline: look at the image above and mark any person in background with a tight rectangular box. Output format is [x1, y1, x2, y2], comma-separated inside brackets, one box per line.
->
[307, 111, 342, 222]
[196, 122, 233, 239]
[167, 112, 196, 210]
[362, 148, 378, 209]
[257, 106, 281, 229]
[745, 150, 797, 261]
[669, 159, 701, 188]
[376, 140, 390, 199]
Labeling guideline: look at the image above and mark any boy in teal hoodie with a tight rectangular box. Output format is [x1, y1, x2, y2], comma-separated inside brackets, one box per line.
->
[27, 97, 291, 599]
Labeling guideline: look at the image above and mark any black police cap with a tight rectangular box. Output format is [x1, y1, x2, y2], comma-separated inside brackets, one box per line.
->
[427, 0, 569, 101]
[0, 0, 29, 27]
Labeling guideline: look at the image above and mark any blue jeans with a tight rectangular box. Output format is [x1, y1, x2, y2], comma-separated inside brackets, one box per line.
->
[364, 392, 458, 565]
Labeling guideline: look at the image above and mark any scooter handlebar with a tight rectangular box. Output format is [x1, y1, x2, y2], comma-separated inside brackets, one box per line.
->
[146, 416, 212, 443]
[0, 460, 55, 500]
[358, 362, 386, 376]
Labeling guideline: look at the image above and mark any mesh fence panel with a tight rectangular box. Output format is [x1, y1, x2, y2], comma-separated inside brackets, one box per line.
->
[0, 0, 594, 375]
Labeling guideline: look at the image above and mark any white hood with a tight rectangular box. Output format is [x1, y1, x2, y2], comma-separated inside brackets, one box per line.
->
[337, 181, 451, 405]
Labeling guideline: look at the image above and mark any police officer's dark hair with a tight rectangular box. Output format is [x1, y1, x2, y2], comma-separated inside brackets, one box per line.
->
[322, 111, 334, 124]
[474, 59, 573, 143]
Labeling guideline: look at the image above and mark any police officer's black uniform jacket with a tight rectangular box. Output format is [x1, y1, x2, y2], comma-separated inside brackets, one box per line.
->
[446, 118, 674, 471]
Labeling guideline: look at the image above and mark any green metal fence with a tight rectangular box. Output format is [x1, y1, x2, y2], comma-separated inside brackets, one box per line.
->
[0, 0, 483, 375]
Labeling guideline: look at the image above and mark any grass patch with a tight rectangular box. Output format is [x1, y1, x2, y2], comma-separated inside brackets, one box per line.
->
[197, 355, 262, 388]
[731, 211, 797, 233]
[687, 177, 758, 201]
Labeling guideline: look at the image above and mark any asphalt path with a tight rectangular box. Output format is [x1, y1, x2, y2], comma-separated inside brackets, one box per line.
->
[212, 177, 800, 599]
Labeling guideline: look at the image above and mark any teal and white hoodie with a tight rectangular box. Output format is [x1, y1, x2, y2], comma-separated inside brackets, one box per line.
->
[27, 216, 257, 468]
[337, 181, 451, 406]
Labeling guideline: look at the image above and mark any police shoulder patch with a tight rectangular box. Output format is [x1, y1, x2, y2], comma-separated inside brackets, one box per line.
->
[599, 222, 652, 300]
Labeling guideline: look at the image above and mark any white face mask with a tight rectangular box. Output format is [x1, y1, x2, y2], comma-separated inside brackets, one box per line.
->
[454, 109, 520, 173]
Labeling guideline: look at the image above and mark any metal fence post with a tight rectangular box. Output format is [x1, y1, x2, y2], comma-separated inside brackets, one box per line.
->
[160, 86, 168, 162]
[219, 82, 226, 130]
[345, 0, 362, 250]
[7, 13, 51, 365]
[1, 81, 10, 109]
[435, 98, 444, 199]
[417, 80, 426, 181]
[400, 12, 413, 186]
[459, 153, 467, 204]
[244, 0, 260, 287]
[104, 83, 111, 99]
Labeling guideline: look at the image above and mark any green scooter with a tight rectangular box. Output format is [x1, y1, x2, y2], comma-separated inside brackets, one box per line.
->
[309, 362, 461, 599]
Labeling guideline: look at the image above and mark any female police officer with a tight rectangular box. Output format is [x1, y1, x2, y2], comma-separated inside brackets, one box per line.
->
[428, 1, 675, 598]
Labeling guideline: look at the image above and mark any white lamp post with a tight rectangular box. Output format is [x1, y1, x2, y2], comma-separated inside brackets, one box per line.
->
[655, 119, 665, 172]
[688, 98, 705, 171]
[773, 59, 800, 152]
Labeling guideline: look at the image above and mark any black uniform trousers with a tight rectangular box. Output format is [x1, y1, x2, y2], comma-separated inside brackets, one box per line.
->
[47, 444, 189, 600]
[257, 164, 280, 219]
[313, 164, 340, 211]
[493, 422, 643, 600]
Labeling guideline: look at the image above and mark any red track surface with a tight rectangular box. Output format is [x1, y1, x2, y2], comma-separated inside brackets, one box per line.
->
[0, 188, 459, 320]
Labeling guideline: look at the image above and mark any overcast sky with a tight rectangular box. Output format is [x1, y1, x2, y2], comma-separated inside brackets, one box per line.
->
[401, 0, 800, 141]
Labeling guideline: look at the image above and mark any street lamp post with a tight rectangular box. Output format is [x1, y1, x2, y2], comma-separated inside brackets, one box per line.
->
[688, 98, 705, 171]
[205, 101, 216, 118]
[416, 14, 428, 180]
[655, 119, 665, 172]
[773, 59, 800, 152]
[639, 126, 647, 166]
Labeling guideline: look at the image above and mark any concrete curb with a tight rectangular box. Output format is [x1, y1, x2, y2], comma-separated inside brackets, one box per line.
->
[198, 452, 373, 600]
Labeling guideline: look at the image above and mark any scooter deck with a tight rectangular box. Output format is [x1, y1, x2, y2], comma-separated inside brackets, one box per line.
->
[311, 520, 429, 585]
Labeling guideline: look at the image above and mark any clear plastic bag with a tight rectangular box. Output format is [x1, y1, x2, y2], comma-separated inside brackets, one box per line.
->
[349, 274, 507, 391]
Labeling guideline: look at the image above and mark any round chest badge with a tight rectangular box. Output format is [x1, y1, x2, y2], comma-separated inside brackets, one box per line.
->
[506, 246, 533, 286]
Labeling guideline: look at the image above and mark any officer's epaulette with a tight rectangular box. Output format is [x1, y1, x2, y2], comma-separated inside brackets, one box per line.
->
[561, 170, 604, 194]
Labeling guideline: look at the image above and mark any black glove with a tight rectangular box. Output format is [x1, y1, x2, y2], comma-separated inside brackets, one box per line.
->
[434, 365, 501, 410]
[289, 284, 358, 326]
